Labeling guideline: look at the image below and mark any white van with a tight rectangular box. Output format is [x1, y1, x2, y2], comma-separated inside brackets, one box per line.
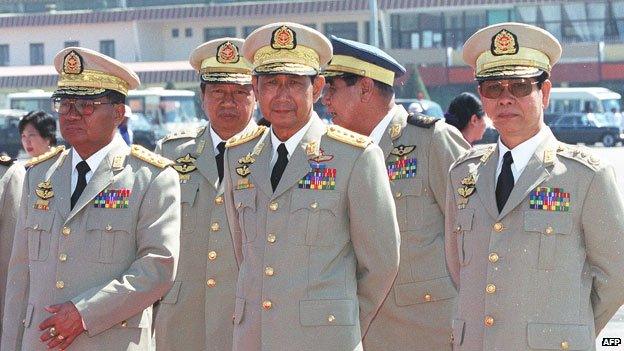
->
[547, 87, 623, 128]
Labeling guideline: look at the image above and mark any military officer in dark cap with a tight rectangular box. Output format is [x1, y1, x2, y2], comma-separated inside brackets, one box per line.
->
[1, 47, 180, 351]
[446, 23, 624, 350]
[223, 22, 400, 351]
[322, 35, 469, 351]
[154, 37, 256, 351]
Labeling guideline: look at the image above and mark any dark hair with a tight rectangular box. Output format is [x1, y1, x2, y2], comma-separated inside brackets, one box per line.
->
[104, 90, 126, 105]
[445, 92, 485, 132]
[326, 73, 394, 99]
[19, 110, 57, 146]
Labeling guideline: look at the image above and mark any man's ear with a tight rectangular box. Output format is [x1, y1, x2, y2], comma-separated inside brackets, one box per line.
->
[252, 76, 260, 97]
[540, 79, 552, 109]
[312, 75, 326, 102]
[359, 77, 375, 103]
[113, 104, 125, 126]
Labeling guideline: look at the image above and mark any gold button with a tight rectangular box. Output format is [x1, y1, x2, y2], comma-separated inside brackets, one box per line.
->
[310, 202, 318, 209]
[485, 284, 496, 294]
[236, 202, 243, 209]
[262, 300, 272, 310]
[56, 281, 65, 289]
[105, 224, 112, 231]
[265, 266, 274, 276]
[424, 294, 432, 302]
[484, 316, 494, 327]
[545, 226, 554, 235]
[395, 192, 402, 198]
[208, 251, 217, 260]
[62, 227, 71, 236]
[211, 222, 220, 231]
[561, 341, 569, 350]
[214, 196, 224, 205]
[267, 233, 276, 243]
[455, 225, 462, 232]
[59, 253, 68, 262]
[121, 320, 128, 327]
[207, 278, 216, 288]
[269, 202, 278, 211]
[493, 222, 504, 232]
[327, 315, 336, 323]
[488, 253, 499, 263]
[33, 224, 39, 230]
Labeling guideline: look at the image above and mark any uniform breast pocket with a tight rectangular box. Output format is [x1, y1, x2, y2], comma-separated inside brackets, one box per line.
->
[393, 179, 424, 231]
[86, 213, 134, 264]
[455, 209, 474, 266]
[26, 212, 55, 261]
[524, 211, 572, 270]
[290, 189, 341, 246]
[233, 188, 258, 243]
[180, 182, 199, 234]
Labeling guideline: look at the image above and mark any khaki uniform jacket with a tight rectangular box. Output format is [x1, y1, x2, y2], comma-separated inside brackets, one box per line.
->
[364, 106, 469, 350]
[153, 121, 255, 351]
[0, 162, 25, 339]
[445, 128, 624, 351]
[223, 114, 401, 351]
[1, 137, 180, 351]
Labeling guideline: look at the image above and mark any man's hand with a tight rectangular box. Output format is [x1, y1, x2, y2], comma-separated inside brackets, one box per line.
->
[39, 302, 85, 350]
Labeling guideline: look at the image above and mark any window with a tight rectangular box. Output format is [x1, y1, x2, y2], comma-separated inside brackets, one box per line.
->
[204, 27, 236, 41]
[364, 21, 384, 47]
[323, 22, 358, 41]
[30, 43, 44, 65]
[185, 28, 192, 37]
[100, 40, 115, 58]
[172, 28, 179, 38]
[64, 41, 79, 48]
[0, 45, 8, 66]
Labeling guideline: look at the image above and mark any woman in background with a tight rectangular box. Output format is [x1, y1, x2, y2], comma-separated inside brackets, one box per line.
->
[445, 92, 488, 145]
[19, 110, 57, 157]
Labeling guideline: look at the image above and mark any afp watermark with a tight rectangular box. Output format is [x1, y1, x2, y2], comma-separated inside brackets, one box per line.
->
[602, 337, 622, 346]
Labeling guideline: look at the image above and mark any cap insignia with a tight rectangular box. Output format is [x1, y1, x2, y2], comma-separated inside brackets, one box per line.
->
[271, 25, 296, 50]
[63, 50, 83, 75]
[217, 41, 240, 64]
[491, 29, 519, 56]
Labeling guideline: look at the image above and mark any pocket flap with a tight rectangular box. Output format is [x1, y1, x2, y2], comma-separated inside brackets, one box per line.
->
[524, 212, 572, 235]
[299, 299, 356, 326]
[233, 297, 245, 325]
[24, 303, 34, 328]
[161, 281, 182, 304]
[290, 189, 340, 213]
[233, 188, 256, 210]
[394, 276, 457, 306]
[527, 323, 591, 350]
[115, 308, 150, 329]
[452, 319, 465, 347]
[86, 212, 133, 232]
[26, 212, 54, 231]
[392, 178, 423, 197]
[180, 182, 199, 206]
[456, 209, 474, 232]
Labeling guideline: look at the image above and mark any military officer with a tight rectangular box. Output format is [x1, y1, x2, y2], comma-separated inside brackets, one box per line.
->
[322, 36, 469, 350]
[1, 47, 180, 350]
[445, 23, 624, 350]
[0, 156, 25, 339]
[223, 23, 401, 351]
[154, 37, 256, 351]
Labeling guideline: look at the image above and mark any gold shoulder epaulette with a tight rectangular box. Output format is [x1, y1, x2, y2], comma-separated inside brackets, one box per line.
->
[161, 128, 200, 143]
[225, 125, 268, 148]
[455, 144, 495, 165]
[25, 145, 66, 167]
[325, 125, 372, 148]
[556, 144, 600, 170]
[131, 144, 174, 168]
[407, 113, 440, 128]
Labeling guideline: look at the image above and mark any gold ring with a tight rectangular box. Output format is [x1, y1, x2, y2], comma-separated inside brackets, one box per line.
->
[57, 335, 65, 340]
[49, 327, 57, 337]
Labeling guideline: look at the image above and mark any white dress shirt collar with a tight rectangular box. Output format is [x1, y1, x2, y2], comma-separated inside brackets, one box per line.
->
[369, 104, 399, 145]
[270, 116, 314, 168]
[209, 124, 226, 155]
[496, 125, 549, 183]
[70, 135, 117, 192]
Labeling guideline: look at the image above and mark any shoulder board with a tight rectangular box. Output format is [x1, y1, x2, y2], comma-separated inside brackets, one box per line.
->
[225, 125, 268, 148]
[325, 125, 372, 149]
[0, 154, 14, 166]
[161, 128, 200, 143]
[454, 144, 495, 165]
[130, 144, 174, 168]
[25, 145, 66, 167]
[556, 144, 601, 170]
[407, 113, 440, 128]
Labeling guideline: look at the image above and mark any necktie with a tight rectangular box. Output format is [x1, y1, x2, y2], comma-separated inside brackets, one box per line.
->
[215, 141, 226, 184]
[495, 151, 514, 213]
[71, 160, 90, 210]
[271, 143, 288, 192]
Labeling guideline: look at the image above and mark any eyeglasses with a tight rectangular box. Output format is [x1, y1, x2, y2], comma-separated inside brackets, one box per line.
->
[53, 98, 114, 116]
[479, 79, 539, 99]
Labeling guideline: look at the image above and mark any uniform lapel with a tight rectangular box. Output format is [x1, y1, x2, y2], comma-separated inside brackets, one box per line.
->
[380, 105, 408, 161]
[48, 150, 71, 220]
[194, 131, 220, 190]
[248, 130, 272, 197]
[498, 131, 557, 219]
[66, 138, 129, 221]
[272, 114, 326, 199]
[476, 147, 500, 220]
